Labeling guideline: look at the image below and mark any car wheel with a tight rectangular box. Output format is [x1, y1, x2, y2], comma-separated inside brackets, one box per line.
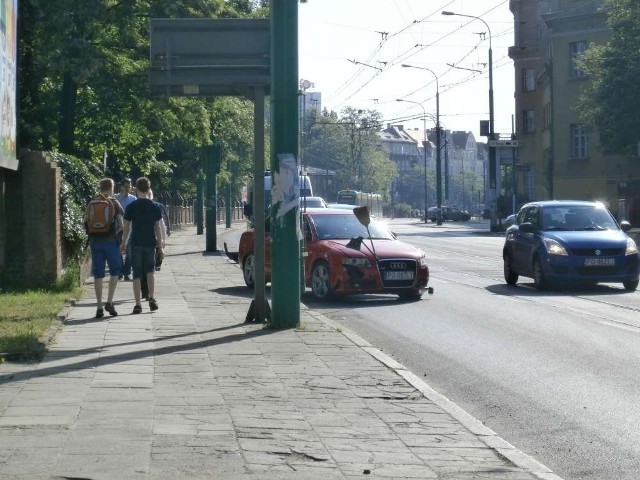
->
[532, 257, 547, 291]
[398, 289, 423, 300]
[503, 254, 519, 285]
[623, 279, 639, 292]
[242, 252, 256, 289]
[311, 261, 332, 299]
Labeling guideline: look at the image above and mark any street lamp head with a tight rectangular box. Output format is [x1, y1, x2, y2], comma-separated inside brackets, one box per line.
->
[396, 98, 405, 102]
[441, 11, 455, 16]
[401, 64, 412, 68]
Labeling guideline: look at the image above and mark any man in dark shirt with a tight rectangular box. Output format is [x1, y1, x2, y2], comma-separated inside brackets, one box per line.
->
[120, 177, 164, 314]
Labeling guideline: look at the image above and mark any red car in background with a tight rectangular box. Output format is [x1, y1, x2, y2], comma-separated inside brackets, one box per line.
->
[238, 208, 431, 300]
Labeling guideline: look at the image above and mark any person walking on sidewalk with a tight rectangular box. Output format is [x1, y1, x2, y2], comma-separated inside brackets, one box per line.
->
[84, 177, 123, 318]
[120, 177, 164, 314]
[140, 189, 168, 300]
[114, 177, 136, 281]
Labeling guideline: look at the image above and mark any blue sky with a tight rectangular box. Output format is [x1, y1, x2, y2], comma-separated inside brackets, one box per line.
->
[299, 0, 516, 140]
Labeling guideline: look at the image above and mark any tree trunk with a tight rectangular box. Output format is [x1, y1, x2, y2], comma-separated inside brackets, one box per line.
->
[58, 71, 77, 154]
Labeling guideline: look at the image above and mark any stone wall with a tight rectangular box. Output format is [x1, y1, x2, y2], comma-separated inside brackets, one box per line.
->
[2, 151, 62, 288]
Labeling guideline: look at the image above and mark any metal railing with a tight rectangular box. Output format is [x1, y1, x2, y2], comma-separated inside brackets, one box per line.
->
[156, 195, 244, 229]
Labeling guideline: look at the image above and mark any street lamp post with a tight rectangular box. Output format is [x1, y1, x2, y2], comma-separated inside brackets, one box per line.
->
[442, 10, 496, 230]
[396, 99, 428, 224]
[401, 64, 442, 225]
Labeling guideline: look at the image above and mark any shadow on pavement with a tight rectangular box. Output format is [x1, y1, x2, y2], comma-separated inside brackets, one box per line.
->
[212, 286, 260, 299]
[486, 282, 627, 297]
[0, 322, 269, 385]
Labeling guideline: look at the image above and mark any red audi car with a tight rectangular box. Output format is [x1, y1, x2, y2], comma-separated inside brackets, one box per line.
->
[237, 208, 431, 300]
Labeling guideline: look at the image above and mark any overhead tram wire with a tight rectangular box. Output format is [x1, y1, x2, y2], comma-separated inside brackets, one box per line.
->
[329, 0, 511, 111]
[330, 0, 457, 108]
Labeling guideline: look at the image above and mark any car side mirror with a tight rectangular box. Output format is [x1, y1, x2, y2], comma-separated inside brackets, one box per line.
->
[243, 204, 253, 217]
[519, 222, 535, 233]
[620, 220, 632, 232]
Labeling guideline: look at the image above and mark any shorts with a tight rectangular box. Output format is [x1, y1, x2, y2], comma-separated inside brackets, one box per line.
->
[130, 246, 157, 280]
[90, 239, 122, 279]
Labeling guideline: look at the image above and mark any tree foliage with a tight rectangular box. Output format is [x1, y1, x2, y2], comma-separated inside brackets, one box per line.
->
[303, 107, 396, 202]
[578, 0, 640, 155]
[18, 0, 265, 197]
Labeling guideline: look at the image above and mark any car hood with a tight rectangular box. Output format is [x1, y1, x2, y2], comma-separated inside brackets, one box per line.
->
[544, 230, 629, 248]
[317, 238, 424, 259]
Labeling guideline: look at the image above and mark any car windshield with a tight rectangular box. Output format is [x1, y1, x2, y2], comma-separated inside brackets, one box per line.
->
[310, 213, 394, 240]
[541, 205, 619, 231]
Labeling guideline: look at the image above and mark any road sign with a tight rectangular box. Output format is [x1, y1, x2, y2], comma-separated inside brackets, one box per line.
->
[149, 18, 270, 97]
[489, 139, 519, 147]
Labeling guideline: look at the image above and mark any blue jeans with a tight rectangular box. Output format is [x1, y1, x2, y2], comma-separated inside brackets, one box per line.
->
[90, 240, 122, 279]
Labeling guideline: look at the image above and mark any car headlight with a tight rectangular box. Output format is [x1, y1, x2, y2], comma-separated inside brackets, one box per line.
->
[418, 254, 429, 267]
[341, 257, 372, 268]
[626, 238, 639, 255]
[542, 237, 568, 256]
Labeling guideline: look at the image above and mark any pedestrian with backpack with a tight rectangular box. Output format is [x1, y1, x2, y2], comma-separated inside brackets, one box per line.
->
[85, 178, 124, 318]
[120, 177, 164, 314]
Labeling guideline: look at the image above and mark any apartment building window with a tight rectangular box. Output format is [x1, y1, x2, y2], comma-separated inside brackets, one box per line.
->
[570, 124, 589, 159]
[522, 68, 536, 92]
[570, 41, 587, 78]
[523, 110, 536, 134]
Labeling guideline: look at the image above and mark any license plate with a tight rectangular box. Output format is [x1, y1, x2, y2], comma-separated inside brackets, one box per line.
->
[584, 257, 615, 266]
[384, 271, 414, 280]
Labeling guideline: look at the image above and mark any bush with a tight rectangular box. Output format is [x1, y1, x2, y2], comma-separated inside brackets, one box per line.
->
[50, 152, 101, 263]
[393, 203, 412, 218]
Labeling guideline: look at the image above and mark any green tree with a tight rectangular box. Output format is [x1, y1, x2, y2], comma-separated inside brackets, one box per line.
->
[18, 0, 265, 196]
[579, 0, 640, 155]
[303, 107, 396, 201]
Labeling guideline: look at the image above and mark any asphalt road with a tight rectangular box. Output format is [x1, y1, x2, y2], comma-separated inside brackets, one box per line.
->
[303, 219, 640, 480]
[221, 218, 640, 480]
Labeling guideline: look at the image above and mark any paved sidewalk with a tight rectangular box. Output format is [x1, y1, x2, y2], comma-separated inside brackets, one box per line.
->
[0, 226, 562, 479]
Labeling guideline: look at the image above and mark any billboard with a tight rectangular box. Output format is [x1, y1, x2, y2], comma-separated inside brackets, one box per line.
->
[0, 0, 17, 170]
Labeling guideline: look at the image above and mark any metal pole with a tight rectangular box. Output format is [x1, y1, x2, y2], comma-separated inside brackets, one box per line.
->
[435, 89, 442, 225]
[442, 10, 495, 229]
[423, 118, 428, 224]
[253, 87, 267, 323]
[396, 98, 428, 223]
[399, 64, 442, 224]
[270, 0, 300, 328]
[205, 143, 219, 252]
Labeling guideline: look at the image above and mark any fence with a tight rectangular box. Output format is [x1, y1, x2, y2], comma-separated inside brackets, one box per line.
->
[155, 195, 244, 230]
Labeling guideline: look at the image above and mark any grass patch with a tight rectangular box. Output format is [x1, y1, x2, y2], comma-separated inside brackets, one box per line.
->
[0, 264, 84, 362]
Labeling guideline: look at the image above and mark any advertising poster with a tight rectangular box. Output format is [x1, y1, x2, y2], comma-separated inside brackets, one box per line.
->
[0, 0, 17, 170]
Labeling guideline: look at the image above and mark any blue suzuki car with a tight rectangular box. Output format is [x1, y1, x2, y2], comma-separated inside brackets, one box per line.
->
[503, 201, 640, 291]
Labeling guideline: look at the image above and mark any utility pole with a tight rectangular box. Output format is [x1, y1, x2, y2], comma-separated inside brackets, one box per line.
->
[270, 0, 300, 328]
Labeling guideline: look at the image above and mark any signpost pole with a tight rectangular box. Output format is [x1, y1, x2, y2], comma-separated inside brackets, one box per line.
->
[205, 143, 219, 252]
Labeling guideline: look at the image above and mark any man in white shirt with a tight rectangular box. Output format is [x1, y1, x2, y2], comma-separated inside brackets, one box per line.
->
[114, 178, 137, 280]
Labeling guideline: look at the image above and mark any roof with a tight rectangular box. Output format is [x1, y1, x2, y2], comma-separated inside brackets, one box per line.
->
[521, 200, 607, 209]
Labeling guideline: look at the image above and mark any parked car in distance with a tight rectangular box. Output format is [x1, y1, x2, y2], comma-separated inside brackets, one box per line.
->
[503, 200, 640, 291]
[238, 207, 432, 300]
[426, 206, 471, 222]
[300, 196, 328, 209]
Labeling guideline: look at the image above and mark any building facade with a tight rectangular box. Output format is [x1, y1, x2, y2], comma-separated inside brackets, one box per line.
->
[509, 0, 639, 223]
